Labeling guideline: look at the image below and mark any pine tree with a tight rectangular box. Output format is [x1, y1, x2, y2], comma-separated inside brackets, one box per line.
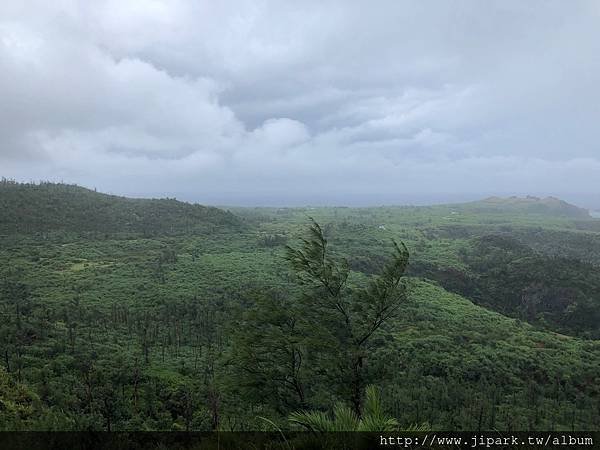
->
[285, 219, 409, 415]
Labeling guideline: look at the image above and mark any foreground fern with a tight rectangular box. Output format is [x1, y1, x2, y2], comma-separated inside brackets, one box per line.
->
[289, 386, 403, 432]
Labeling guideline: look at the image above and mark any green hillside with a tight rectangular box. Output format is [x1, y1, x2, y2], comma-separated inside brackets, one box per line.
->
[0, 180, 243, 237]
[0, 182, 599, 432]
[381, 280, 600, 430]
[411, 234, 600, 338]
[234, 204, 600, 338]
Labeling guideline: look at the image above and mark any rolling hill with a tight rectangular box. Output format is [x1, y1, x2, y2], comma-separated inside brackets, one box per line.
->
[0, 180, 243, 236]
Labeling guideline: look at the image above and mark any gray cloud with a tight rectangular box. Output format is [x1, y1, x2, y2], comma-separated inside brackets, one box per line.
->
[1, 0, 599, 207]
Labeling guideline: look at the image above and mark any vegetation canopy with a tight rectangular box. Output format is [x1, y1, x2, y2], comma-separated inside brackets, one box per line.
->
[0, 182, 599, 432]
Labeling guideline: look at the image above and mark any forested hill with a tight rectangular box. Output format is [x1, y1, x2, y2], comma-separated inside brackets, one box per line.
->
[459, 196, 591, 218]
[0, 180, 243, 236]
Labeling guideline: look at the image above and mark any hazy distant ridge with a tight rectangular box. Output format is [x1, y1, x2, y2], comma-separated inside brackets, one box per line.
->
[463, 195, 591, 218]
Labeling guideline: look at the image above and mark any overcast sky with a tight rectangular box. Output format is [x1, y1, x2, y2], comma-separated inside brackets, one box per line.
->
[1, 1, 599, 207]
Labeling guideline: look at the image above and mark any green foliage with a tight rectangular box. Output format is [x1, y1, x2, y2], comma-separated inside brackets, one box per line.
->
[288, 385, 398, 432]
[0, 180, 242, 237]
[0, 182, 599, 431]
[360, 385, 400, 431]
[411, 234, 600, 337]
[284, 219, 409, 414]
[0, 366, 70, 430]
[226, 289, 308, 411]
[285, 218, 349, 297]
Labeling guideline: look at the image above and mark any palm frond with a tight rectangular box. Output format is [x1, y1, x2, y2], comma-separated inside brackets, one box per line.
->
[401, 422, 431, 432]
[331, 404, 360, 431]
[358, 386, 398, 431]
[289, 410, 333, 432]
[289, 385, 403, 432]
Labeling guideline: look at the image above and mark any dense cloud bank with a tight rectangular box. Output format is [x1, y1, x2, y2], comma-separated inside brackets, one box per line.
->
[1, 1, 599, 206]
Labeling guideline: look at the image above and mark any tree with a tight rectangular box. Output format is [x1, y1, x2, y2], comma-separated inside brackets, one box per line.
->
[285, 219, 409, 415]
[227, 289, 308, 413]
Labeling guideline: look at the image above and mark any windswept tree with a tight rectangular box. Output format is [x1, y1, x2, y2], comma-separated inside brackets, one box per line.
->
[285, 219, 410, 415]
